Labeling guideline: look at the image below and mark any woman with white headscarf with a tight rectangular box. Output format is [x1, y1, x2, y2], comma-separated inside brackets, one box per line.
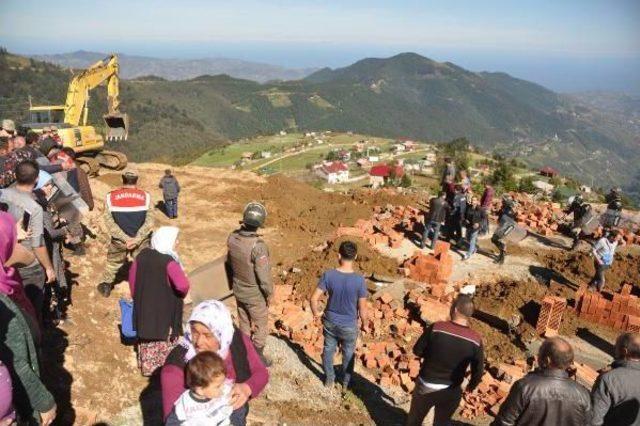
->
[129, 226, 190, 376]
[161, 300, 269, 425]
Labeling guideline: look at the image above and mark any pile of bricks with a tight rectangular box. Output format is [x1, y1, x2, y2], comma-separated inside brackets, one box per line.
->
[576, 284, 640, 332]
[270, 284, 442, 393]
[406, 288, 453, 323]
[460, 361, 528, 419]
[401, 241, 454, 294]
[359, 339, 421, 392]
[616, 228, 640, 245]
[335, 205, 423, 250]
[535, 295, 567, 336]
[491, 193, 562, 236]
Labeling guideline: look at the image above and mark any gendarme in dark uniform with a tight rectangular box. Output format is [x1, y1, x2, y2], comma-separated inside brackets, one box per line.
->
[226, 202, 273, 365]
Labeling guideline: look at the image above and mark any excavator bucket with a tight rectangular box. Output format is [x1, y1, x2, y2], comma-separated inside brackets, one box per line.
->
[103, 113, 129, 141]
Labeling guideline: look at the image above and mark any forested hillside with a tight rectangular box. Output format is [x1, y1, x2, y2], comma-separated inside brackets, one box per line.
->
[1, 49, 638, 197]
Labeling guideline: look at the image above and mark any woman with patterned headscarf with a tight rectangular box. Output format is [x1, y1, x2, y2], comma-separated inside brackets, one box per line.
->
[161, 300, 269, 426]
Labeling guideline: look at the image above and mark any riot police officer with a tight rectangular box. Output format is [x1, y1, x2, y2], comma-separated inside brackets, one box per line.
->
[564, 195, 594, 250]
[603, 187, 623, 229]
[226, 202, 273, 366]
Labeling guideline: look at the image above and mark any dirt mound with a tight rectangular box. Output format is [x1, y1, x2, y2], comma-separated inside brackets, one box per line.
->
[230, 175, 420, 267]
[541, 246, 640, 293]
[284, 236, 402, 297]
[471, 280, 546, 361]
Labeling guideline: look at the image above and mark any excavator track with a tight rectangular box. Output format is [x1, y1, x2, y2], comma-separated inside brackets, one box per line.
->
[76, 156, 101, 177]
[96, 150, 128, 171]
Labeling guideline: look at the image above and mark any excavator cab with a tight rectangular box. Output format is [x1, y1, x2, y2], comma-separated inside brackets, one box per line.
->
[103, 112, 129, 141]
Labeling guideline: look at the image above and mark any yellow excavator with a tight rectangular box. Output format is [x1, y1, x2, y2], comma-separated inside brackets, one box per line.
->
[25, 54, 129, 174]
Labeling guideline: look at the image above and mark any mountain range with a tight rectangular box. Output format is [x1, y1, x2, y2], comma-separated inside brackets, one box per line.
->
[31, 50, 318, 83]
[2, 50, 639, 199]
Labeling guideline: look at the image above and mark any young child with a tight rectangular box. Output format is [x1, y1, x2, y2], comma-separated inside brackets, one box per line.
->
[166, 351, 234, 426]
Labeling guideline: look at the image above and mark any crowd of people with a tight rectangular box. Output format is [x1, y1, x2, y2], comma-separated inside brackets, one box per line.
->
[432, 157, 627, 282]
[0, 116, 639, 425]
[425, 156, 507, 263]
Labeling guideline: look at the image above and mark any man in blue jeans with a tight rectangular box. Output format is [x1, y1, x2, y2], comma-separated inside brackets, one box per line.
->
[159, 169, 180, 219]
[461, 196, 487, 261]
[311, 240, 369, 393]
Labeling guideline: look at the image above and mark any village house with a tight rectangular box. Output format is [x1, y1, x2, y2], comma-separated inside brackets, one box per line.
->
[540, 166, 559, 178]
[369, 163, 405, 189]
[241, 152, 253, 161]
[338, 150, 351, 161]
[402, 140, 418, 151]
[424, 152, 437, 163]
[261, 151, 272, 159]
[392, 143, 406, 154]
[316, 161, 350, 184]
[353, 142, 366, 153]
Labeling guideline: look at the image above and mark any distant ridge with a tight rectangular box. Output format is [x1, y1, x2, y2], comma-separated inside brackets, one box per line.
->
[4, 50, 639, 199]
[31, 50, 319, 83]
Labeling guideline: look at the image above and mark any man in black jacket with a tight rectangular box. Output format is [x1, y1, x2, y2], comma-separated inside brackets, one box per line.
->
[591, 332, 640, 426]
[406, 295, 484, 426]
[421, 191, 450, 250]
[492, 337, 591, 426]
[461, 195, 487, 261]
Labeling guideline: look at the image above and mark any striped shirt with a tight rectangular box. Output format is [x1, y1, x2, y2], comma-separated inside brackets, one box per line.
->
[413, 321, 484, 391]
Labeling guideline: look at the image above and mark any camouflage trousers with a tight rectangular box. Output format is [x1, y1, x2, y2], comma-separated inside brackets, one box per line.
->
[236, 297, 269, 349]
[100, 237, 150, 284]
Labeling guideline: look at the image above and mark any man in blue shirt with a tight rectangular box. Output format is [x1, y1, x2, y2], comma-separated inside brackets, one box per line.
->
[311, 240, 369, 392]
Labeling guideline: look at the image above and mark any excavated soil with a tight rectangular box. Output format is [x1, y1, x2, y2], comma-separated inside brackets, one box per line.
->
[284, 236, 403, 297]
[540, 245, 640, 293]
[470, 280, 545, 362]
[229, 176, 420, 267]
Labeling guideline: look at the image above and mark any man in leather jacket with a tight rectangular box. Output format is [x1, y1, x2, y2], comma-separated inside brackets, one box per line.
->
[591, 332, 640, 426]
[492, 337, 591, 426]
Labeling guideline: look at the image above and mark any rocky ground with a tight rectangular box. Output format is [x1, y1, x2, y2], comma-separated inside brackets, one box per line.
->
[39, 163, 639, 425]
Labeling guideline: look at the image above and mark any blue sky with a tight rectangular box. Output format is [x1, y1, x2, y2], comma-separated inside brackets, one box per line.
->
[1, 0, 639, 93]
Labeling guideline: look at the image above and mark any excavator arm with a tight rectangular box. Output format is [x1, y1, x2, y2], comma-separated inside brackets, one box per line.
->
[64, 54, 128, 140]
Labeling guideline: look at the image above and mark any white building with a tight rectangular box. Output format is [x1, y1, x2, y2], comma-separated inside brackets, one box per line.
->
[316, 161, 349, 184]
[533, 180, 555, 194]
[393, 144, 406, 153]
[261, 151, 272, 159]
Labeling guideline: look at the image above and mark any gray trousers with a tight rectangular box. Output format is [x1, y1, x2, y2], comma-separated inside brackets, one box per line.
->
[19, 263, 45, 325]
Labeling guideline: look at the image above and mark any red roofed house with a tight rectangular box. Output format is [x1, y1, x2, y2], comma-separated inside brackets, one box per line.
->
[316, 161, 350, 184]
[539, 166, 559, 178]
[369, 163, 405, 189]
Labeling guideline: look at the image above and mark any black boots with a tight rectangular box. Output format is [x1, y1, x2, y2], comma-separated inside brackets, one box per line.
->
[97, 282, 113, 298]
